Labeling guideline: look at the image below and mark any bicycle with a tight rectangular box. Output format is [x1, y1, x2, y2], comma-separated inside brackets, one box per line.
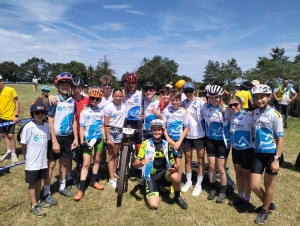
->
[104, 124, 150, 207]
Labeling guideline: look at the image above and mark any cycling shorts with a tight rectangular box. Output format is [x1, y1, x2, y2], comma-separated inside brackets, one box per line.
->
[124, 119, 142, 144]
[250, 153, 277, 175]
[184, 137, 206, 150]
[232, 148, 254, 169]
[83, 138, 104, 154]
[206, 138, 229, 159]
[278, 104, 289, 116]
[145, 169, 171, 199]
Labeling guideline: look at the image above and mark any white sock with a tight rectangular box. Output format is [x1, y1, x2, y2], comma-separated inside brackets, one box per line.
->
[196, 176, 203, 186]
[7, 150, 12, 153]
[186, 172, 192, 183]
[67, 173, 72, 180]
[59, 179, 66, 191]
[43, 185, 51, 196]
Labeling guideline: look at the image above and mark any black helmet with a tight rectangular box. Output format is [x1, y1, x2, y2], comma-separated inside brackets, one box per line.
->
[143, 81, 156, 89]
[71, 77, 84, 87]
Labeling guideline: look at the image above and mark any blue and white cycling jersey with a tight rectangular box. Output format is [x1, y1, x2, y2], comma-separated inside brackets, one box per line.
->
[253, 107, 283, 154]
[202, 103, 231, 147]
[144, 98, 159, 130]
[48, 94, 76, 136]
[162, 106, 189, 141]
[230, 110, 254, 150]
[122, 90, 143, 121]
[80, 106, 104, 141]
[181, 97, 206, 139]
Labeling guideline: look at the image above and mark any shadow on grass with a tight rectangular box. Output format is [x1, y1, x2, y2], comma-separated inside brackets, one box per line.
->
[280, 160, 300, 172]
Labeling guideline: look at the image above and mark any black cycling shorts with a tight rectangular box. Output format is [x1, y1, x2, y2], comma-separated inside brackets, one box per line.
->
[184, 137, 206, 150]
[124, 119, 142, 144]
[278, 104, 289, 116]
[48, 135, 74, 160]
[172, 141, 184, 159]
[232, 148, 254, 169]
[250, 153, 277, 175]
[206, 138, 229, 159]
[0, 119, 15, 134]
[145, 169, 171, 199]
[25, 168, 47, 184]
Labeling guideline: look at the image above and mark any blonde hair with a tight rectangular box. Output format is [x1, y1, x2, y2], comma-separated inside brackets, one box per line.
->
[228, 95, 243, 106]
[100, 75, 113, 84]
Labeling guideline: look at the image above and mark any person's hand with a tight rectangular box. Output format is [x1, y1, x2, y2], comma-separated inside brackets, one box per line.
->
[107, 139, 115, 149]
[276, 98, 280, 102]
[287, 99, 292, 104]
[80, 141, 89, 149]
[270, 160, 280, 173]
[173, 141, 181, 150]
[168, 164, 177, 174]
[151, 107, 160, 116]
[13, 117, 19, 124]
[49, 95, 58, 106]
[52, 142, 60, 153]
[72, 139, 78, 149]
[167, 138, 174, 145]
[141, 157, 152, 166]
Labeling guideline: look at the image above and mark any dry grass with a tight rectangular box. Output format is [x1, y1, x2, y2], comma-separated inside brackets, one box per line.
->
[0, 84, 300, 226]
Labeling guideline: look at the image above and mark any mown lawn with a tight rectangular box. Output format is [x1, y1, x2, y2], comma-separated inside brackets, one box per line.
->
[0, 84, 300, 226]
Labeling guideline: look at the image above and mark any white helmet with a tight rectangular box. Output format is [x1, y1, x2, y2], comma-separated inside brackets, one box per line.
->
[207, 85, 223, 96]
[150, 119, 165, 129]
[251, 84, 272, 95]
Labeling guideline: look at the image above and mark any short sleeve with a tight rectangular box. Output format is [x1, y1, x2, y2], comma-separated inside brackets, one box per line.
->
[20, 124, 31, 144]
[137, 141, 147, 160]
[48, 105, 57, 116]
[183, 109, 189, 128]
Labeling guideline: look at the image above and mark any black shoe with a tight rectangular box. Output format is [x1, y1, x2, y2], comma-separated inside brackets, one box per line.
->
[216, 192, 226, 203]
[175, 196, 188, 210]
[207, 189, 217, 200]
[256, 203, 276, 212]
[242, 200, 251, 213]
[254, 209, 268, 224]
[228, 197, 243, 206]
[159, 185, 167, 195]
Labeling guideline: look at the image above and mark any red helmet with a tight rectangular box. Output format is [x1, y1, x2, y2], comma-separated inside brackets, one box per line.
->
[125, 72, 138, 83]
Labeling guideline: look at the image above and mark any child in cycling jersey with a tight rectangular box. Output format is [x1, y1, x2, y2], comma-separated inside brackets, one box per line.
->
[104, 88, 125, 188]
[180, 82, 206, 197]
[228, 96, 254, 213]
[250, 84, 284, 224]
[74, 89, 105, 201]
[202, 84, 231, 203]
[158, 86, 171, 112]
[35, 86, 50, 106]
[162, 89, 189, 179]
[133, 119, 188, 210]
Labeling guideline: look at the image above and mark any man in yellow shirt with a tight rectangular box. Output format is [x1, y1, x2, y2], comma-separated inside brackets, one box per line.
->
[0, 76, 20, 163]
[235, 83, 254, 111]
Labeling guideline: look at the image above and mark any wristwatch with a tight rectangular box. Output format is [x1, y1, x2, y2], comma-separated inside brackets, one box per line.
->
[274, 156, 281, 161]
[15, 115, 18, 118]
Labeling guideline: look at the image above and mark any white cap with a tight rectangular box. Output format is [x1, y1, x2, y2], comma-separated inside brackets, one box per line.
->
[165, 84, 173, 88]
[0, 75, 3, 80]
[251, 80, 260, 86]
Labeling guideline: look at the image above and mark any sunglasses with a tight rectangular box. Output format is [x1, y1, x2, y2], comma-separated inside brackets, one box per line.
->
[229, 103, 240, 108]
[90, 97, 100, 101]
[60, 72, 72, 78]
[102, 83, 112, 87]
[34, 111, 46, 115]
[144, 88, 154, 92]
[184, 89, 194, 94]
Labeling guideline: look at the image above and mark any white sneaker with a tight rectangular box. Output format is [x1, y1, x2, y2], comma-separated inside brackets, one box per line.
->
[0, 152, 11, 161]
[109, 179, 117, 189]
[192, 185, 202, 197]
[11, 153, 18, 163]
[181, 182, 192, 193]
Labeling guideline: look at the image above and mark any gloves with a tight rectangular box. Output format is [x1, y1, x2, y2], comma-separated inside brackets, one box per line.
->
[80, 141, 89, 149]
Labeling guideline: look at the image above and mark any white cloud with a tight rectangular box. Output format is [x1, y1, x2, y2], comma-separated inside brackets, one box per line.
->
[103, 4, 131, 9]
[125, 10, 145, 15]
[93, 23, 127, 31]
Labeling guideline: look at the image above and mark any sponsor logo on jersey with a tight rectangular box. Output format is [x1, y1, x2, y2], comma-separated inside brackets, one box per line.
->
[58, 106, 63, 111]
[33, 136, 39, 142]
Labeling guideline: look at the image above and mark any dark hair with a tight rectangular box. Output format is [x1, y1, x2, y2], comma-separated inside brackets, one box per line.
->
[159, 87, 170, 95]
[112, 88, 123, 95]
[170, 89, 181, 99]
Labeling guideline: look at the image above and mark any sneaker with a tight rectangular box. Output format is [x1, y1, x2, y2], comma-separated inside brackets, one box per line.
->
[181, 182, 192, 193]
[44, 194, 57, 205]
[254, 209, 268, 224]
[228, 197, 244, 206]
[207, 189, 217, 200]
[74, 190, 84, 201]
[59, 188, 74, 197]
[216, 192, 226, 203]
[242, 200, 251, 213]
[109, 179, 117, 189]
[11, 153, 18, 163]
[192, 185, 202, 197]
[0, 152, 11, 161]
[92, 182, 104, 190]
[138, 177, 145, 186]
[175, 196, 188, 210]
[30, 206, 46, 216]
[37, 200, 51, 208]
[66, 179, 73, 188]
[256, 203, 276, 212]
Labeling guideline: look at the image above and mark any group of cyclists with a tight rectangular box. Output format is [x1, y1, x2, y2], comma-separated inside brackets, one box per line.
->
[0, 72, 287, 224]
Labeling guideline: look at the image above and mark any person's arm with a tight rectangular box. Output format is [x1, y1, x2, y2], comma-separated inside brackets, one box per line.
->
[273, 88, 280, 102]
[288, 89, 298, 103]
[173, 109, 189, 149]
[133, 141, 151, 168]
[48, 116, 60, 153]
[21, 144, 27, 161]
[104, 115, 114, 146]
[13, 96, 20, 123]
[48, 95, 58, 106]
[79, 111, 85, 144]
[72, 115, 78, 148]
[79, 127, 85, 144]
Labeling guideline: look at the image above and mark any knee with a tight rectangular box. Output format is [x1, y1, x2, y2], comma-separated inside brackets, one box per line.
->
[250, 182, 260, 191]
[209, 164, 215, 171]
[49, 161, 56, 169]
[7, 134, 14, 140]
[147, 200, 159, 210]
[170, 173, 180, 183]
[217, 166, 226, 175]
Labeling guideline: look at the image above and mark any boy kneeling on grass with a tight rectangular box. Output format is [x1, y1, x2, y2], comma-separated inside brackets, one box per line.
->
[133, 119, 188, 210]
[21, 103, 51, 216]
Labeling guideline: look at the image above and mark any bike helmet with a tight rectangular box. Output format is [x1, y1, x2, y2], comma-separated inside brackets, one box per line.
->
[54, 72, 72, 85]
[71, 77, 84, 87]
[88, 88, 103, 98]
[207, 85, 223, 96]
[251, 84, 272, 95]
[150, 119, 165, 129]
[203, 84, 211, 96]
[41, 86, 50, 92]
[183, 82, 195, 90]
[125, 72, 138, 83]
[143, 81, 156, 89]
[175, 79, 186, 89]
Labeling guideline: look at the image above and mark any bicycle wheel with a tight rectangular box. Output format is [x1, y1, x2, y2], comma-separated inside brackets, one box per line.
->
[117, 145, 129, 207]
[17, 122, 28, 144]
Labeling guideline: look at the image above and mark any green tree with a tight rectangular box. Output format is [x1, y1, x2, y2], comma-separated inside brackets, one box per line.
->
[219, 58, 242, 87]
[203, 60, 220, 85]
[64, 60, 87, 82]
[86, 65, 95, 85]
[93, 56, 118, 87]
[48, 63, 65, 84]
[19, 57, 50, 83]
[294, 44, 300, 65]
[0, 61, 20, 81]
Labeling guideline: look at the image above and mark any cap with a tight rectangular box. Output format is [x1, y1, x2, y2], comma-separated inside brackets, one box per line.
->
[0, 75, 3, 80]
[235, 83, 240, 87]
[251, 80, 260, 86]
[30, 102, 47, 113]
[165, 84, 173, 88]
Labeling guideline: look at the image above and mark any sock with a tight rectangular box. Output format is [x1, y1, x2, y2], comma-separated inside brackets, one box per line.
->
[7, 150, 12, 153]
[238, 192, 244, 199]
[90, 174, 97, 185]
[43, 185, 50, 197]
[243, 197, 250, 202]
[79, 180, 86, 191]
[32, 205, 36, 208]
[174, 190, 180, 199]
[210, 182, 216, 190]
[220, 185, 226, 193]
[67, 173, 72, 180]
[196, 176, 203, 186]
[59, 179, 66, 191]
[186, 172, 192, 184]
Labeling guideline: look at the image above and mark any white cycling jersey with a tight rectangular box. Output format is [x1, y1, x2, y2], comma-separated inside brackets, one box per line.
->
[98, 94, 113, 110]
[230, 110, 254, 150]
[103, 102, 126, 128]
[80, 106, 104, 141]
[143, 98, 159, 130]
[253, 107, 284, 154]
[181, 97, 205, 139]
[162, 106, 189, 141]
[122, 90, 143, 121]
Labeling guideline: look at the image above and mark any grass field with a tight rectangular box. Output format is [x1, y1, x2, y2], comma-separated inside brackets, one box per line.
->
[0, 84, 300, 226]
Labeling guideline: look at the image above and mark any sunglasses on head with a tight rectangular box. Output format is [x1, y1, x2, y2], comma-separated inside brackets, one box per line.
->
[90, 97, 100, 101]
[183, 89, 194, 94]
[60, 72, 72, 78]
[102, 83, 112, 87]
[34, 111, 46, 115]
[144, 88, 154, 92]
[229, 103, 240, 108]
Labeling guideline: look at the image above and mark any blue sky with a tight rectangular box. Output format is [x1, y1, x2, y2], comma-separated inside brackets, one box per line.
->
[0, 0, 299, 81]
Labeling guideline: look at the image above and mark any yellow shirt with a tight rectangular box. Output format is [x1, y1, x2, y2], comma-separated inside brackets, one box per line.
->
[0, 86, 18, 120]
[235, 90, 252, 109]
